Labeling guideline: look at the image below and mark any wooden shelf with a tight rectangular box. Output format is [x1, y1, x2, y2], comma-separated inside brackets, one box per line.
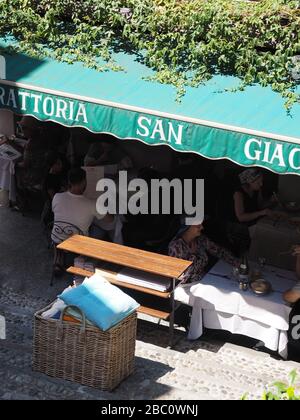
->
[138, 306, 170, 320]
[59, 235, 191, 345]
[67, 266, 171, 320]
[67, 266, 94, 278]
[67, 266, 172, 298]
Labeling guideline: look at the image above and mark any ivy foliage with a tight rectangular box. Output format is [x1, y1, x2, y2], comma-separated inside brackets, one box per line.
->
[242, 369, 300, 400]
[0, 0, 299, 107]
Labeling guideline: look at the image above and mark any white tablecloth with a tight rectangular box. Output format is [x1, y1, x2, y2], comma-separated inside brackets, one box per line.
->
[175, 261, 295, 358]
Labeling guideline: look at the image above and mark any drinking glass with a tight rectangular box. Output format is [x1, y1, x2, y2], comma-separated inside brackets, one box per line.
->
[232, 266, 239, 282]
[251, 264, 261, 281]
[258, 257, 266, 274]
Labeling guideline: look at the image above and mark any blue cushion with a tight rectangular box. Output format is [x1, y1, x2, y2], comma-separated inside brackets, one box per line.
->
[58, 274, 139, 331]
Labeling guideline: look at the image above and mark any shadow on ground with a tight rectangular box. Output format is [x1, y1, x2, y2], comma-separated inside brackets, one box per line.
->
[0, 206, 297, 363]
[113, 356, 174, 400]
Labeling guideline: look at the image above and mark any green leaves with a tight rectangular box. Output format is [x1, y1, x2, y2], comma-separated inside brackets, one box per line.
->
[289, 368, 297, 385]
[243, 369, 300, 400]
[0, 0, 299, 108]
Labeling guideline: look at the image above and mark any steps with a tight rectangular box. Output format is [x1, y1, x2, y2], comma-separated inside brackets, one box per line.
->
[134, 340, 300, 400]
[1, 285, 300, 400]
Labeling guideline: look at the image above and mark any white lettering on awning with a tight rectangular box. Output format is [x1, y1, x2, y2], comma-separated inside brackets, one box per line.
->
[19, 91, 30, 110]
[6, 88, 17, 108]
[168, 122, 183, 145]
[43, 97, 55, 116]
[56, 99, 68, 120]
[262, 141, 271, 162]
[68, 100, 74, 121]
[0, 87, 89, 124]
[151, 119, 166, 141]
[289, 148, 300, 170]
[75, 103, 88, 123]
[244, 137, 300, 171]
[137, 116, 151, 137]
[269, 144, 285, 167]
[244, 138, 262, 160]
[0, 86, 88, 123]
[137, 116, 183, 145]
[31, 93, 42, 113]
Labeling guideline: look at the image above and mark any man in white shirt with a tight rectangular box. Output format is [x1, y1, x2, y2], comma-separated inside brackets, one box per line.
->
[52, 167, 114, 243]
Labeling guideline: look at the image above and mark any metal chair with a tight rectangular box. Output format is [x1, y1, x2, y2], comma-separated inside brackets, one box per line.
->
[50, 221, 83, 286]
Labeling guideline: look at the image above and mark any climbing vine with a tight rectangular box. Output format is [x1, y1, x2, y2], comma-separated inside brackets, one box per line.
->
[0, 0, 299, 107]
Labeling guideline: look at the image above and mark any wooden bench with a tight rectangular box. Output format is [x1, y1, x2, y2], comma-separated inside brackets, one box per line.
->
[58, 235, 192, 346]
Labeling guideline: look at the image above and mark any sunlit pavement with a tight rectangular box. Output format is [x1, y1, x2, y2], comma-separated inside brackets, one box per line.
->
[1, 206, 300, 400]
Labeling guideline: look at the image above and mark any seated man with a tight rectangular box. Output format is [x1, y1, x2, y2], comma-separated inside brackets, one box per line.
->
[283, 245, 300, 304]
[52, 167, 115, 243]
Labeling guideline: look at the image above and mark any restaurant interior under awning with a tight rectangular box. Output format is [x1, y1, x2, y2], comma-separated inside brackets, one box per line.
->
[0, 36, 300, 271]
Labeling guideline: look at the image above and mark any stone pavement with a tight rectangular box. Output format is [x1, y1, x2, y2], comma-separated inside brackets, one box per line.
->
[1, 206, 300, 400]
[1, 284, 300, 400]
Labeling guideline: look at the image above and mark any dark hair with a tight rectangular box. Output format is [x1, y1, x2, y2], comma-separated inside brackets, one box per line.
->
[68, 168, 86, 186]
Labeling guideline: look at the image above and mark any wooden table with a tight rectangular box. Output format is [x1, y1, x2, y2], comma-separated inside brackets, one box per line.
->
[58, 235, 192, 346]
[182, 260, 294, 358]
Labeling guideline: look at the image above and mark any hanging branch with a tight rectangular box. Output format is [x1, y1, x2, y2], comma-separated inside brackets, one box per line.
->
[0, 0, 299, 107]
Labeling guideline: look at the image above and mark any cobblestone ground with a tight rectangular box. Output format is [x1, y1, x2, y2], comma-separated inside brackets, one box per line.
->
[1, 285, 300, 400]
[1, 207, 300, 400]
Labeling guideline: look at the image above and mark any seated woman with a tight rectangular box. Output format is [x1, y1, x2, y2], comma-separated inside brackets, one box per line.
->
[226, 168, 273, 255]
[168, 220, 238, 283]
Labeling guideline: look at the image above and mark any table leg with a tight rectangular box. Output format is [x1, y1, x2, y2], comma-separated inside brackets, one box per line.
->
[188, 303, 204, 340]
[168, 278, 176, 348]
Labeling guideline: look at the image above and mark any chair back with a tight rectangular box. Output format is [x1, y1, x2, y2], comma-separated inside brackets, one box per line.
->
[145, 215, 181, 254]
[51, 221, 83, 244]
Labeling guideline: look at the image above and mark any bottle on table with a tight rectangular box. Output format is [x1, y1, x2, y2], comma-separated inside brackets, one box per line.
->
[239, 253, 249, 290]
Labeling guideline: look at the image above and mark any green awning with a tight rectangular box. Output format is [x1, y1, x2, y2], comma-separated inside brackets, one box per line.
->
[0, 39, 300, 175]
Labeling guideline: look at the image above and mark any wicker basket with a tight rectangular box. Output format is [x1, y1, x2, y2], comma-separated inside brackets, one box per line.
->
[32, 304, 137, 391]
